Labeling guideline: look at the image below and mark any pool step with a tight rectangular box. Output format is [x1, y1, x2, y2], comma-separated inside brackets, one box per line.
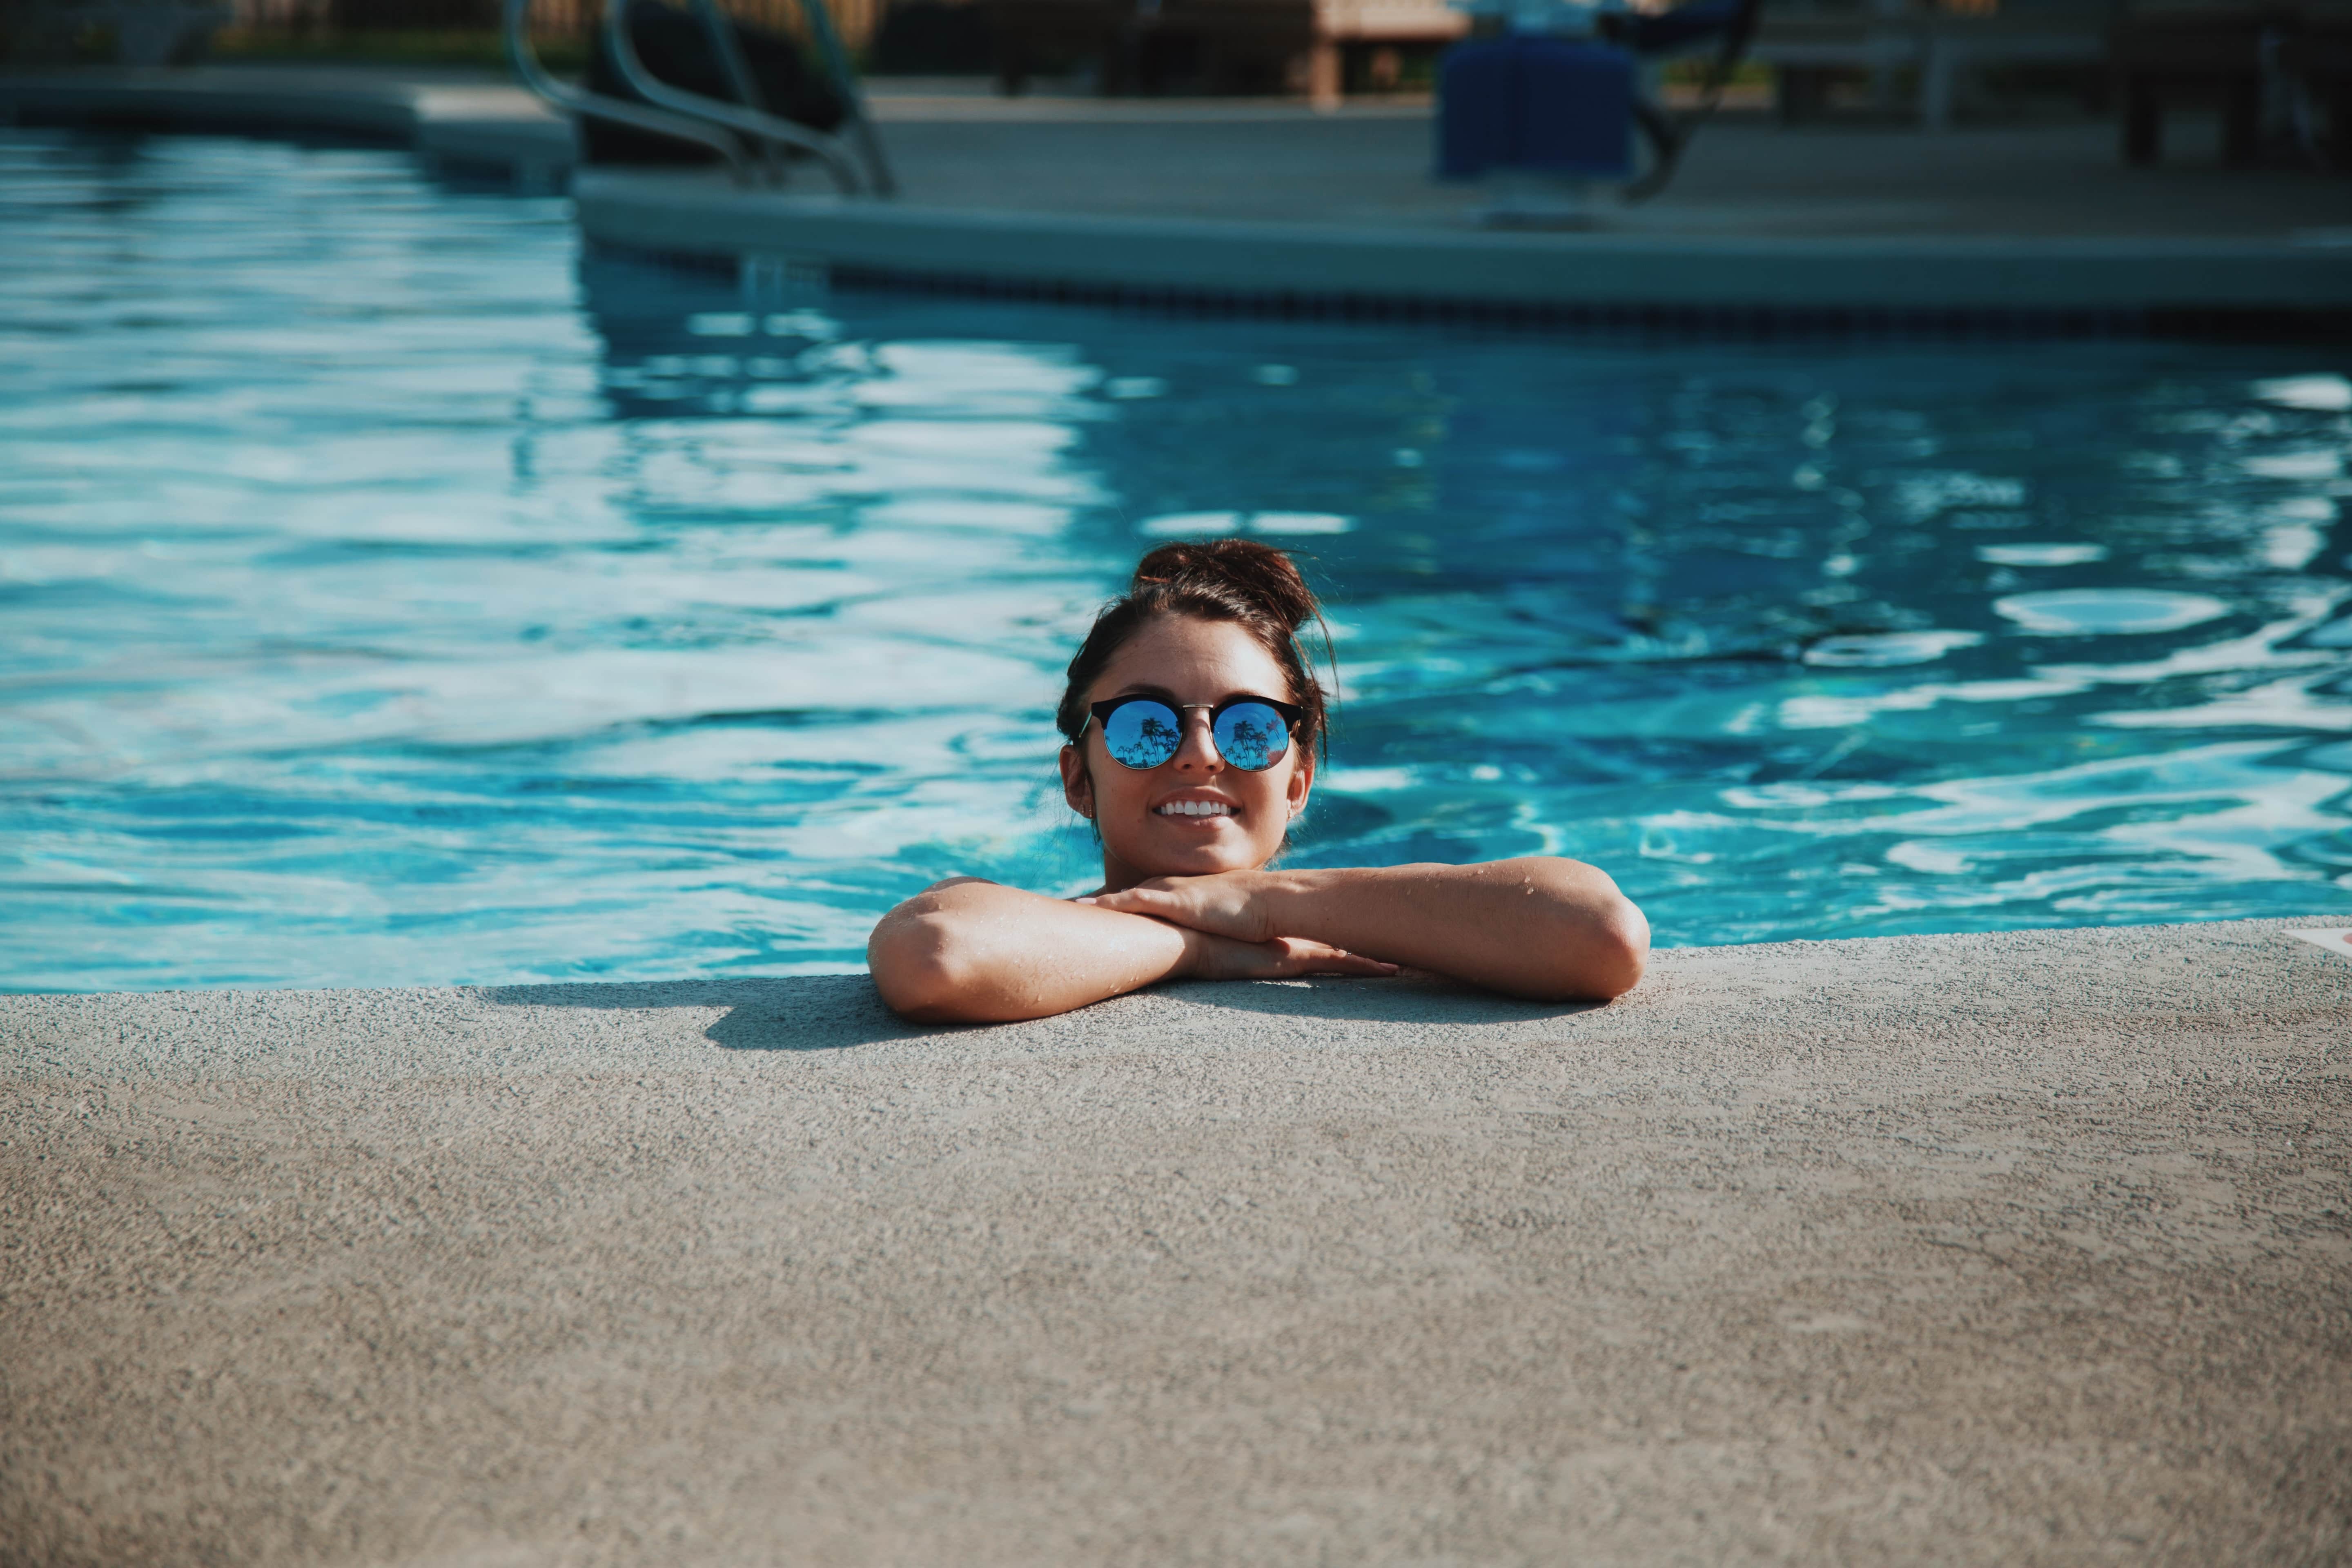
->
[575, 165, 2352, 334]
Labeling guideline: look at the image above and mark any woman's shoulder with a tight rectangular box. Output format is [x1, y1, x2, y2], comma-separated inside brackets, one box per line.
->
[915, 876, 1109, 900]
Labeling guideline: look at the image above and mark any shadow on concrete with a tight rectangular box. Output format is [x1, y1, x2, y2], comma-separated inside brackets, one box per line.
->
[1170, 973, 1606, 1027]
[481, 972, 1596, 1051]
[481, 976, 940, 1053]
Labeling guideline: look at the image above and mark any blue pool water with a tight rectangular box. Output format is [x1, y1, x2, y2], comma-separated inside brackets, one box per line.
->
[4, 130, 2351, 991]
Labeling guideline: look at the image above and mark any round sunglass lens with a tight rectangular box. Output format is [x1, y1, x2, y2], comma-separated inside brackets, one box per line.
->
[1213, 702, 1290, 771]
[1102, 700, 1183, 769]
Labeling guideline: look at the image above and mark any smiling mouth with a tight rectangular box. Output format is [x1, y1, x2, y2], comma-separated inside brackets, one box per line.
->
[1156, 800, 1236, 819]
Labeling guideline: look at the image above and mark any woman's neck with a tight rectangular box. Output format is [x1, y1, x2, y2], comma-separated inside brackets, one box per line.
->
[1096, 850, 1150, 894]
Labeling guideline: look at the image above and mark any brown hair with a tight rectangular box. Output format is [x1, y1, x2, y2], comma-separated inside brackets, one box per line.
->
[1056, 539, 1333, 756]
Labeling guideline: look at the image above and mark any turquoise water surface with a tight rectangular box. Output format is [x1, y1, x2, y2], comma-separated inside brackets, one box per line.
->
[4, 130, 2350, 990]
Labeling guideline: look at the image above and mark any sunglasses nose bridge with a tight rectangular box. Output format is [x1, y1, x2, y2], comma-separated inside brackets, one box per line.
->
[1170, 706, 1224, 770]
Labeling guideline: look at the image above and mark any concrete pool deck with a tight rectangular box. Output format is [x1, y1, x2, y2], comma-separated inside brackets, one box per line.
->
[0, 64, 581, 183]
[5, 916, 2350, 1561]
[5, 65, 2350, 325]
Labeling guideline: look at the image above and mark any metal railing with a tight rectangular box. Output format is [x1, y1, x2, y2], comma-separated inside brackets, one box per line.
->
[505, 0, 894, 194]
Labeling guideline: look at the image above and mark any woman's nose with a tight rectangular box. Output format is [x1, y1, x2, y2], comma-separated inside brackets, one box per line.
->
[1171, 710, 1223, 771]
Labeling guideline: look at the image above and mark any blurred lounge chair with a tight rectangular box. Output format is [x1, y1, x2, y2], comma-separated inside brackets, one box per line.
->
[1753, 0, 2108, 129]
[2275, 11, 2352, 164]
[2115, 0, 2350, 165]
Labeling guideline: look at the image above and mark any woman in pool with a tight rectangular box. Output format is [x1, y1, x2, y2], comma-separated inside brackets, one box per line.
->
[868, 540, 1649, 1023]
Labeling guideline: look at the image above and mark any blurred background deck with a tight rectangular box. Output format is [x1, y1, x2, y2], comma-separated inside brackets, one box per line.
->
[5, 62, 2346, 242]
[4, 0, 2347, 321]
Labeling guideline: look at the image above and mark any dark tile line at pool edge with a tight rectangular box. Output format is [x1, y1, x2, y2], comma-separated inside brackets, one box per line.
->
[8, 77, 2347, 343]
[2, 102, 412, 148]
[592, 240, 2352, 343]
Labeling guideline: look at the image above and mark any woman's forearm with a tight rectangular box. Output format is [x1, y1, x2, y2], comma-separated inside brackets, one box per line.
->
[868, 878, 1192, 1023]
[1264, 858, 1648, 1001]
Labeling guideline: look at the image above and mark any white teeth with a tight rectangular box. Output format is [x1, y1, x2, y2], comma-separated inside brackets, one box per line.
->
[1158, 800, 1233, 817]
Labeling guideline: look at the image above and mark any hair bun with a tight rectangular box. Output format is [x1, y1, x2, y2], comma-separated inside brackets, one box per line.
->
[1131, 538, 1317, 637]
[1056, 537, 1334, 748]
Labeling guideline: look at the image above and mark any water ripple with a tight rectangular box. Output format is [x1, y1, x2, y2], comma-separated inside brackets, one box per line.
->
[2, 129, 2350, 989]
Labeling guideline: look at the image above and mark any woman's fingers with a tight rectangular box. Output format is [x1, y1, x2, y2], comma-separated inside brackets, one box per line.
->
[1091, 883, 1220, 930]
[1090, 874, 1272, 941]
[1303, 953, 1401, 976]
[1180, 930, 1396, 982]
[1086, 886, 1163, 913]
[1270, 938, 1399, 978]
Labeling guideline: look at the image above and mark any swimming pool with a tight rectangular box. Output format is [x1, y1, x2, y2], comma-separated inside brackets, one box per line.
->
[4, 129, 2349, 991]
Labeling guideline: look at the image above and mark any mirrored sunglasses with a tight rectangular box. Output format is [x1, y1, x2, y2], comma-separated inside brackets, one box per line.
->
[1083, 694, 1304, 772]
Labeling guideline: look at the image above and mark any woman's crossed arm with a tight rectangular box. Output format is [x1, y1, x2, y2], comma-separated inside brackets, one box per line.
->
[1088, 858, 1646, 1003]
[868, 858, 1646, 1024]
[868, 877, 1394, 1023]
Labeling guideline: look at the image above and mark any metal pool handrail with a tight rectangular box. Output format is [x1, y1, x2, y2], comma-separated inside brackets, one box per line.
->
[506, 0, 894, 196]
[775, 0, 896, 195]
[506, 0, 753, 179]
[602, 0, 873, 193]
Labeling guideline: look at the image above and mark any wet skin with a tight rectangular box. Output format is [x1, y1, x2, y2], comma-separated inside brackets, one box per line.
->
[868, 614, 1649, 1023]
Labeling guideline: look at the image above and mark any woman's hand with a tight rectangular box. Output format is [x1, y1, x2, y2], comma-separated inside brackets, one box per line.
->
[1179, 928, 1398, 982]
[1083, 873, 1398, 980]
[1082, 870, 1392, 982]
[1093, 858, 1648, 1003]
[1081, 870, 1285, 943]
[869, 855, 1646, 1024]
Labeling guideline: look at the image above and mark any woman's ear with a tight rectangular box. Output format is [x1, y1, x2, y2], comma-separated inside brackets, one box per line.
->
[1286, 749, 1313, 817]
[1058, 744, 1094, 819]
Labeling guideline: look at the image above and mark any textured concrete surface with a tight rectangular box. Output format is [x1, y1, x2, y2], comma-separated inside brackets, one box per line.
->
[574, 167, 2352, 315]
[4, 917, 2350, 1564]
[863, 107, 2352, 242]
[578, 107, 2352, 316]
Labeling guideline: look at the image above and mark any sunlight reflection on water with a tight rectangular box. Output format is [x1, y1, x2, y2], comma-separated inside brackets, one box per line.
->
[2, 130, 2349, 989]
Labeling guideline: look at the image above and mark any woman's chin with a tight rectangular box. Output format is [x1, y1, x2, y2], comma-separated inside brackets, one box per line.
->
[1115, 827, 1269, 878]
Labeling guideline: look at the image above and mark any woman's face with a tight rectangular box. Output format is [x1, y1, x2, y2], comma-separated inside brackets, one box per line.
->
[1059, 613, 1313, 890]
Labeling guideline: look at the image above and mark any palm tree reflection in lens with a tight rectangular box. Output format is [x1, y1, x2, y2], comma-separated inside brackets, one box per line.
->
[1109, 705, 1183, 769]
[1214, 704, 1286, 771]
[1101, 699, 1291, 771]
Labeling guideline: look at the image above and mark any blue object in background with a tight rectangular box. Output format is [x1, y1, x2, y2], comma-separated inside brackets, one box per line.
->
[1437, 35, 1636, 182]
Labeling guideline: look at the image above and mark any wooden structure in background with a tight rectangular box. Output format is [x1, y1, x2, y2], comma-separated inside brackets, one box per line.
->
[229, 0, 894, 58]
[986, 0, 1463, 102]
[1307, 0, 1467, 100]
